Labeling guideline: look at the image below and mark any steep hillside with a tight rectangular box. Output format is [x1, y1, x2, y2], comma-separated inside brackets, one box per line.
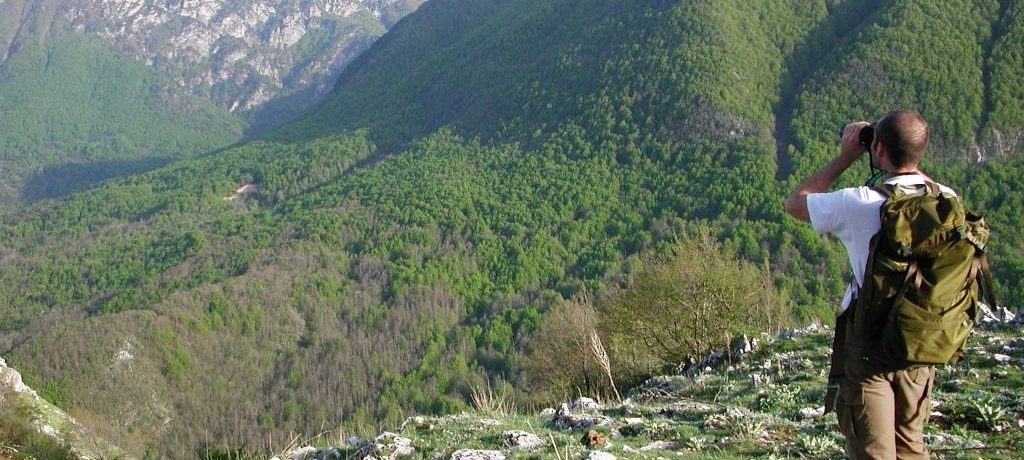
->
[59, 0, 424, 123]
[0, 357, 125, 459]
[0, 0, 424, 207]
[0, 10, 243, 207]
[1, 0, 1023, 457]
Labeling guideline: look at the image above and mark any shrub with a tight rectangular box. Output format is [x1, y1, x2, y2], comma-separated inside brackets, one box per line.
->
[599, 230, 791, 385]
[522, 293, 610, 402]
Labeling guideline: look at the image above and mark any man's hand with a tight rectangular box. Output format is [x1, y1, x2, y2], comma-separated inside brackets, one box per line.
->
[840, 121, 871, 163]
[784, 121, 872, 222]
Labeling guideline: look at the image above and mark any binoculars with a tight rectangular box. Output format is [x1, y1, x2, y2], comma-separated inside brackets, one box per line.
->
[839, 123, 875, 150]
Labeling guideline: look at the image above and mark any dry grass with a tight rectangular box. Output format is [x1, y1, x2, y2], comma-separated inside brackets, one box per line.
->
[469, 382, 516, 416]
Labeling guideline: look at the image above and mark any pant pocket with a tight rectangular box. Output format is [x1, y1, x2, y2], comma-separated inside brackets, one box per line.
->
[908, 365, 935, 386]
[837, 399, 859, 440]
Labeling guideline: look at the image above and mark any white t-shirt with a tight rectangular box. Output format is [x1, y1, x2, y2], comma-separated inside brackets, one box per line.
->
[807, 174, 957, 310]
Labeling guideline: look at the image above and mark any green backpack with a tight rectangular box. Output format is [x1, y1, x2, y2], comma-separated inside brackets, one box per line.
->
[850, 181, 996, 369]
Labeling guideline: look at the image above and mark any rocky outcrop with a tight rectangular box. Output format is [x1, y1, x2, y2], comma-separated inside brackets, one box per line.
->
[270, 446, 341, 460]
[0, 357, 126, 459]
[51, 0, 424, 116]
[356, 432, 415, 459]
[550, 401, 613, 430]
[978, 303, 1020, 328]
[0, 357, 38, 398]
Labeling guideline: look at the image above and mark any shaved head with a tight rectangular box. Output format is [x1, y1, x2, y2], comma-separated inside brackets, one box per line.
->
[875, 110, 928, 169]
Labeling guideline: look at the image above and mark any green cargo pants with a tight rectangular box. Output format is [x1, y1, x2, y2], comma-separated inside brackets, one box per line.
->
[837, 357, 935, 459]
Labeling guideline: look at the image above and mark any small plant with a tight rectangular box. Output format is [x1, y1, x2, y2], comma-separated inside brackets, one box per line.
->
[726, 413, 768, 440]
[712, 378, 737, 404]
[970, 396, 1008, 432]
[684, 435, 713, 450]
[730, 417, 766, 439]
[642, 419, 672, 438]
[756, 383, 801, 412]
[794, 433, 841, 457]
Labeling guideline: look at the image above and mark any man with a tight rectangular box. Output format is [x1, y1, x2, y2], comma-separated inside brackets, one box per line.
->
[785, 110, 952, 459]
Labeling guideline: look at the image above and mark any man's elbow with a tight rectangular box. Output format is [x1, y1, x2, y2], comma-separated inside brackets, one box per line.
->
[785, 193, 810, 222]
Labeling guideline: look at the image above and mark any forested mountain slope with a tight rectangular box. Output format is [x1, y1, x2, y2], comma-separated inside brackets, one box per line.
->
[0, 2, 243, 207]
[0, 0, 424, 208]
[1, 0, 1023, 457]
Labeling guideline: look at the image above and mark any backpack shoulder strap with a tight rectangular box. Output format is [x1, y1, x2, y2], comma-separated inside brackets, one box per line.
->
[873, 176, 940, 198]
[871, 183, 894, 199]
[976, 252, 999, 311]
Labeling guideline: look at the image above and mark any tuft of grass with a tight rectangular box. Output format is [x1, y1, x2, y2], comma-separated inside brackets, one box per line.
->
[470, 382, 517, 417]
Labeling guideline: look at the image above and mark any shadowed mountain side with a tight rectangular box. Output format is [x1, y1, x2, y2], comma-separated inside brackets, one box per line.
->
[0, 29, 244, 207]
[772, 0, 883, 181]
[277, 0, 614, 152]
[20, 157, 175, 203]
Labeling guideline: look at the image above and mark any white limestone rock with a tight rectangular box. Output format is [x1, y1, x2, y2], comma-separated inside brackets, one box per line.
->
[449, 450, 505, 460]
[799, 407, 824, 419]
[472, 418, 502, 430]
[570, 397, 601, 412]
[639, 440, 678, 451]
[552, 403, 613, 430]
[503, 430, 545, 450]
[356, 432, 414, 460]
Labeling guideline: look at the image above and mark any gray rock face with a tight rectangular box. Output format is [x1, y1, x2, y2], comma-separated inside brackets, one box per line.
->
[0, 357, 36, 397]
[472, 418, 502, 430]
[569, 397, 601, 411]
[730, 334, 755, 357]
[639, 440, 679, 451]
[54, 0, 424, 115]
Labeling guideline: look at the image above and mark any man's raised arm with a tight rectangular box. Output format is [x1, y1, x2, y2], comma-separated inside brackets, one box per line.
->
[785, 122, 870, 222]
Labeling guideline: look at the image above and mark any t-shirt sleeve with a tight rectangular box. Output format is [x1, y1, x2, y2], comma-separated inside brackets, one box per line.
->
[807, 190, 845, 235]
